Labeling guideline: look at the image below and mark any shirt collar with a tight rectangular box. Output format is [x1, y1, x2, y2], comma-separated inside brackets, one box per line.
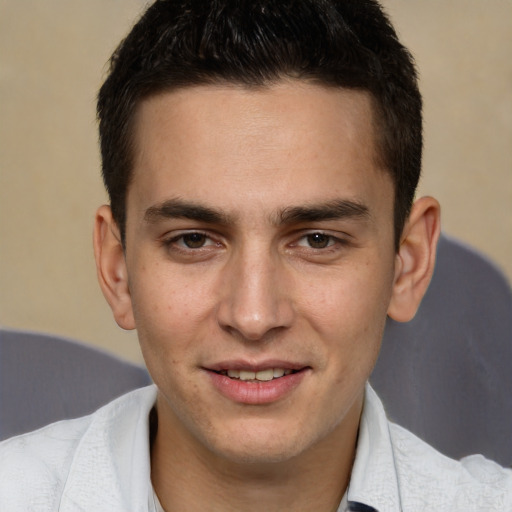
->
[60, 386, 158, 511]
[60, 384, 399, 512]
[345, 383, 402, 512]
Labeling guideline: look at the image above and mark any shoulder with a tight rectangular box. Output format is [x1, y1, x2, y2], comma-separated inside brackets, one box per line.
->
[0, 415, 92, 511]
[0, 385, 156, 512]
[389, 422, 512, 511]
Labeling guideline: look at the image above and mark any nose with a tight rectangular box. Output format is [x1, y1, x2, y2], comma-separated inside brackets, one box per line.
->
[217, 245, 294, 342]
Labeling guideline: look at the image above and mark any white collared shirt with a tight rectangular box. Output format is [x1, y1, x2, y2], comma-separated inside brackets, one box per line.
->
[1, 384, 511, 511]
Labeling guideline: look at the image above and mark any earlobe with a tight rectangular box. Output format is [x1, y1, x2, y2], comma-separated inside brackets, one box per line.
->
[388, 196, 441, 322]
[93, 205, 136, 330]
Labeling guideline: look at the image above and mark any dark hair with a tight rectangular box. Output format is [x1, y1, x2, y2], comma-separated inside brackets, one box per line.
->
[98, 0, 422, 248]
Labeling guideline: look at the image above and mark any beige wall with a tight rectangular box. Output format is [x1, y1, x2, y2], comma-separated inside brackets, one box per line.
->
[1, 1, 511, 363]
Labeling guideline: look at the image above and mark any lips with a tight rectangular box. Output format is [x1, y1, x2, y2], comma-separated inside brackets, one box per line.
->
[205, 362, 310, 404]
[218, 368, 296, 381]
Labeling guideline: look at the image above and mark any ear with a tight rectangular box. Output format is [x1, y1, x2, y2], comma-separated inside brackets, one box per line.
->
[388, 196, 441, 322]
[93, 205, 136, 330]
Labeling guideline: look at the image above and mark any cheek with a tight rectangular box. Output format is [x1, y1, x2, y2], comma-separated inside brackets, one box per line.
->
[132, 258, 213, 317]
[128, 266, 211, 358]
[294, 259, 393, 367]
[298, 266, 392, 331]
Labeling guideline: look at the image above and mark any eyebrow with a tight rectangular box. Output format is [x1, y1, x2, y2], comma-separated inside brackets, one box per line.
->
[277, 199, 371, 225]
[144, 198, 232, 225]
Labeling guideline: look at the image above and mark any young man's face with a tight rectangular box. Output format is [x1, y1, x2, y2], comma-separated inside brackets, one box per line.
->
[120, 82, 398, 463]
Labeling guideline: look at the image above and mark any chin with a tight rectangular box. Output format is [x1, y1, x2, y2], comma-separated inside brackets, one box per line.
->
[206, 423, 313, 466]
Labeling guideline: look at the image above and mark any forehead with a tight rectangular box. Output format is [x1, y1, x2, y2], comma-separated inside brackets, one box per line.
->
[128, 81, 392, 222]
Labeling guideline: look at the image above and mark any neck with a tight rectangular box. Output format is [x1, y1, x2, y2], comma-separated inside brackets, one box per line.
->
[151, 395, 362, 512]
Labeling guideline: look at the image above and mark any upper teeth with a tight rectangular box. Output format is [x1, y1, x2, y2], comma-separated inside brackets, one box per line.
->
[226, 368, 292, 381]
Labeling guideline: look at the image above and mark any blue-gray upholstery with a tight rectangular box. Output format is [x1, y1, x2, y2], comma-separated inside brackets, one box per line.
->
[371, 234, 512, 466]
[0, 328, 151, 441]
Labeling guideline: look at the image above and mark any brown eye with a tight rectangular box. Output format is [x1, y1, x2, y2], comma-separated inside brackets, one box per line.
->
[306, 233, 331, 248]
[182, 233, 208, 248]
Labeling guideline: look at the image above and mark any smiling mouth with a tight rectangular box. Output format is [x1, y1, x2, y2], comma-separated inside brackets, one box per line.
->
[215, 368, 302, 382]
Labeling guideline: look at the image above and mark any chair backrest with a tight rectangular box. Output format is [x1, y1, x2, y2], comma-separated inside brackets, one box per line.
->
[371, 234, 512, 466]
[0, 328, 151, 441]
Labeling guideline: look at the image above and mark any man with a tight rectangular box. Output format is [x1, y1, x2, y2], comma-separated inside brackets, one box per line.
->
[1, 1, 511, 511]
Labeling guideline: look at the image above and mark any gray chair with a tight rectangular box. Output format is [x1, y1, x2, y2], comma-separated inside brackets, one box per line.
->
[0, 328, 151, 441]
[371, 234, 512, 466]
